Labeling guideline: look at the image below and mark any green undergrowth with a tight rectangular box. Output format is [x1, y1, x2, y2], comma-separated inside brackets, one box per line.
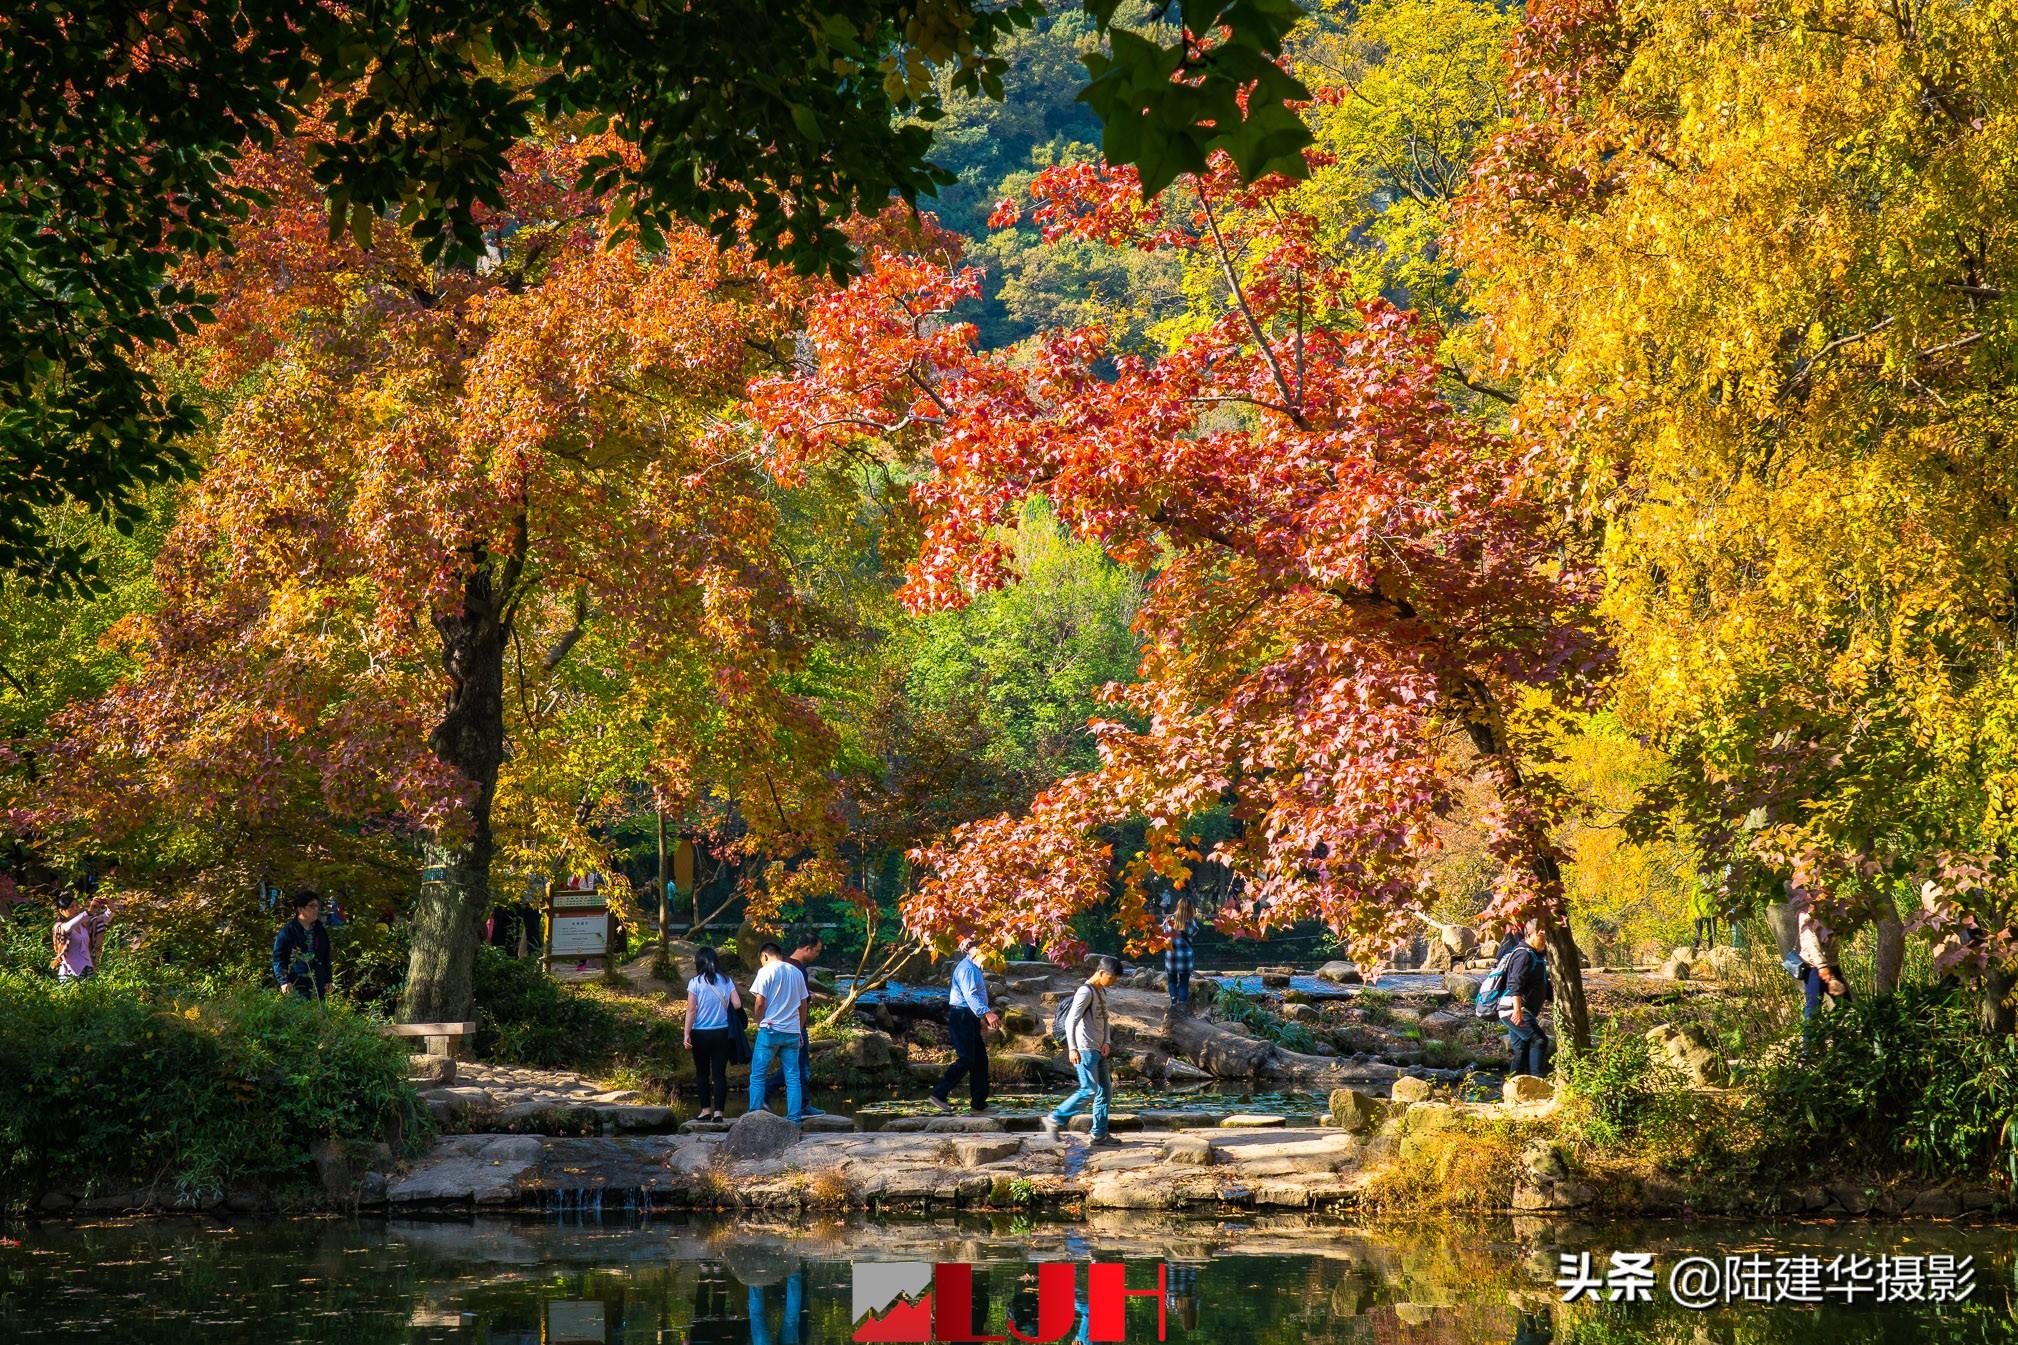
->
[1212, 985, 1321, 1053]
[0, 969, 426, 1210]
[1551, 983, 2018, 1206]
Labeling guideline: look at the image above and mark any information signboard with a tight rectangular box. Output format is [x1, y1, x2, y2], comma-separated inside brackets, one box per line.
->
[549, 912, 609, 958]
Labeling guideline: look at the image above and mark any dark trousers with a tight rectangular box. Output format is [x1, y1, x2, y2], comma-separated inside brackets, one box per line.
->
[1168, 967, 1192, 1006]
[689, 1026, 734, 1112]
[1507, 1018, 1551, 1077]
[1799, 965, 1846, 1019]
[934, 1006, 989, 1109]
[1691, 917, 1717, 949]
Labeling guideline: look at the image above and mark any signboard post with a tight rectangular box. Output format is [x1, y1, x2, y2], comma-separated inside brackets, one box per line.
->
[544, 874, 611, 975]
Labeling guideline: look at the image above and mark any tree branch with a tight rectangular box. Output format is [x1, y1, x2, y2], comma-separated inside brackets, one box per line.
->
[541, 587, 591, 674]
[1444, 363, 1518, 406]
[1194, 182, 1311, 431]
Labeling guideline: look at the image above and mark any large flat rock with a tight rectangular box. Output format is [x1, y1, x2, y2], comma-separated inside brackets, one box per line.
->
[369, 1125, 1376, 1214]
[386, 1135, 544, 1206]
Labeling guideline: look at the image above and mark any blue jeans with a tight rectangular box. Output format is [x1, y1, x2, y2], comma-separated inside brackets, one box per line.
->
[748, 1026, 805, 1121]
[1051, 1051, 1113, 1138]
[762, 1030, 812, 1109]
[748, 1271, 804, 1345]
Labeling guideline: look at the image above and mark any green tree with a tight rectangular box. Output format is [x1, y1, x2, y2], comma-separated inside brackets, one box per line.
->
[1288, 0, 1517, 331]
[906, 502, 1143, 785]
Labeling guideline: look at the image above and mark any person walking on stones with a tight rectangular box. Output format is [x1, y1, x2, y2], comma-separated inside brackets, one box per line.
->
[747, 941, 809, 1123]
[1163, 897, 1199, 1017]
[929, 935, 999, 1115]
[1499, 919, 1553, 1078]
[1041, 955, 1121, 1145]
[763, 928, 827, 1118]
[684, 945, 741, 1122]
[51, 890, 113, 982]
[272, 889, 333, 1000]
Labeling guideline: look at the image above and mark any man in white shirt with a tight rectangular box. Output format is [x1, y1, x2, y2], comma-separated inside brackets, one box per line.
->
[762, 928, 828, 1118]
[929, 936, 1000, 1114]
[747, 941, 809, 1122]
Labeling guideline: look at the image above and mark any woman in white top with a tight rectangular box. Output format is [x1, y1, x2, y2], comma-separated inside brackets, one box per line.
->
[684, 946, 743, 1121]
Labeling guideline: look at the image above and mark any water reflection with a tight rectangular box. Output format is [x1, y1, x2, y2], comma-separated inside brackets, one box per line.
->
[0, 1213, 2010, 1344]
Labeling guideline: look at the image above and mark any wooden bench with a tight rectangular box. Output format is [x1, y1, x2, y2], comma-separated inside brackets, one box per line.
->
[384, 1021, 477, 1059]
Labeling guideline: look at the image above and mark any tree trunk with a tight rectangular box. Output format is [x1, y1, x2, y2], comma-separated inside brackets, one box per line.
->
[401, 550, 513, 1023]
[1514, 836, 1592, 1052]
[1763, 896, 1800, 956]
[1984, 961, 2017, 1037]
[1544, 918, 1592, 1053]
[1872, 906, 1905, 995]
[656, 803, 670, 952]
[1458, 703, 1594, 1053]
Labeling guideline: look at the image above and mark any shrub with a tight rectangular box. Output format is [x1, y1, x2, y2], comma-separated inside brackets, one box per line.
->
[1211, 985, 1319, 1053]
[1556, 1024, 1670, 1150]
[1358, 1112, 1525, 1212]
[1555, 1023, 1730, 1173]
[1746, 982, 2018, 1185]
[0, 971, 424, 1209]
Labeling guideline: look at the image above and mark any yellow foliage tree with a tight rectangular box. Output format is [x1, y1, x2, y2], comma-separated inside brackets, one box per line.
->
[1456, 0, 2018, 1023]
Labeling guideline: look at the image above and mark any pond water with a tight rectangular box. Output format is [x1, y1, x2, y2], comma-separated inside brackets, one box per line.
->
[2, 1214, 2010, 1344]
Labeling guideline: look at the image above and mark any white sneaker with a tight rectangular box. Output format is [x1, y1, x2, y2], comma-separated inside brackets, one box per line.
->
[1039, 1116, 1061, 1138]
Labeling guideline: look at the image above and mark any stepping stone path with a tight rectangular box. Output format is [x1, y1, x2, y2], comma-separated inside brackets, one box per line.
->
[953, 1137, 1023, 1165]
[882, 1116, 1007, 1133]
[1067, 1113, 1141, 1133]
[800, 1114, 858, 1133]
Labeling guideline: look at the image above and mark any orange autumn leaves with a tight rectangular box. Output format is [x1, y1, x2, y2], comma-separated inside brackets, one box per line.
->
[38, 132, 838, 895]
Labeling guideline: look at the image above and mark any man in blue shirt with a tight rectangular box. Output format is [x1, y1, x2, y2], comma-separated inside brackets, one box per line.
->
[929, 936, 1000, 1114]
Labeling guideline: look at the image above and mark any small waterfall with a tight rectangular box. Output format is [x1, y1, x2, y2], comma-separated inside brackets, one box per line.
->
[541, 1186, 654, 1224]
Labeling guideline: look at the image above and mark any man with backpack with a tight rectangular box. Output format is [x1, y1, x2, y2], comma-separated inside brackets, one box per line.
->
[1497, 920, 1553, 1078]
[1040, 955, 1121, 1146]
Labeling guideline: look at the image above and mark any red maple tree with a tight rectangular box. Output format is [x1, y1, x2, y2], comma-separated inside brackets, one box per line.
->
[754, 157, 1608, 1044]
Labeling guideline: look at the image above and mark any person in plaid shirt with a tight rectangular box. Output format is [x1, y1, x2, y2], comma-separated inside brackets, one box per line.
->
[1164, 897, 1200, 1016]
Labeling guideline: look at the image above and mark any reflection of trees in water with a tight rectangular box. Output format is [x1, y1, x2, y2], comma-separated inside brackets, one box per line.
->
[5, 1217, 2011, 1345]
